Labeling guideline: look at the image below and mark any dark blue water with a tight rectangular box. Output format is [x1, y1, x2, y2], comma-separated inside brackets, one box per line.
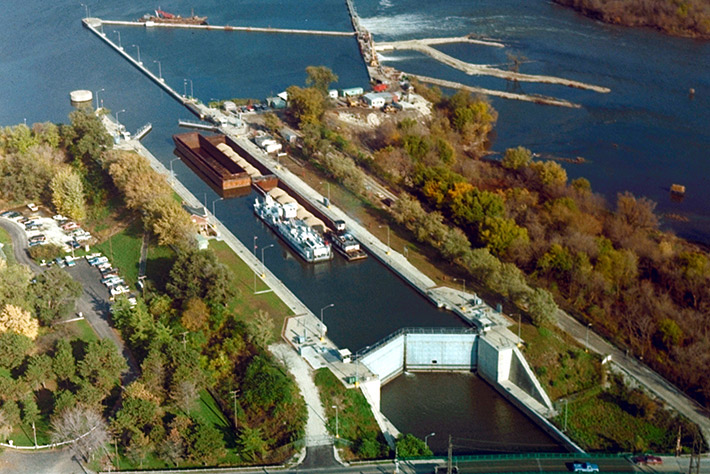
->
[357, 0, 710, 243]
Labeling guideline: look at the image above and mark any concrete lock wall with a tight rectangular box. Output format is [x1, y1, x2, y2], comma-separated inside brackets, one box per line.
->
[406, 333, 477, 370]
[361, 334, 405, 384]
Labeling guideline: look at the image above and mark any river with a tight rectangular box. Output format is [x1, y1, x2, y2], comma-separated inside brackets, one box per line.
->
[3, 0, 704, 455]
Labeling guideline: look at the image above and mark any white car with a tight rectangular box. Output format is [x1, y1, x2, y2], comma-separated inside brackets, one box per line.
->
[110, 286, 129, 297]
[27, 203, 38, 212]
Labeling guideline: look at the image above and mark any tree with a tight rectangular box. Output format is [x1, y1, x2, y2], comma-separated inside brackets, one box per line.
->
[63, 108, 113, 165]
[126, 431, 152, 467]
[286, 85, 326, 127]
[77, 339, 127, 395]
[167, 249, 235, 306]
[144, 196, 197, 248]
[53, 339, 76, 382]
[51, 406, 109, 462]
[245, 309, 274, 348]
[305, 65, 338, 95]
[395, 433, 432, 457]
[32, 267, 82, 325]
[502, 146, 532, 170]
[0, 148, 55, 202]
[188, 420, 226, 465]
[237, 426, 267, 462]
[50, 167, 87, 221]
[0, 332, 32, 370]
[526, 288, 558, 327]
[170, 380, 199, 414]
[262, 112, 282, 136]
[21, 395, 40, 445]
[0, 304, 39, 340]
[24, 354, 54, 390]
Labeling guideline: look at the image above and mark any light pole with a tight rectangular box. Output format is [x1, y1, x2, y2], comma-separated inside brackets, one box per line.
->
[115, 109, 125, 124]
[453, 277, 466, 295]
[320, 303, 335, 341]
[94, 88, 104, 111]
[212, 197, 223, 223]
[331, 405, 339, 439]
[184, 78, 193, 98]
[253, 236, 258, 256]
[170, 157, 180, 185]
[153, 60, 162, 81]
[113, 30, 122, 49]
[425, 432, 435, 450]
[320, 181, 331, 206]
[132, 44, 141, 64]
[81, 3, 90, 18]
[585, 323, 592, 352]
[261, 244, 274, 277]
[517, 313, 522, 348]
[378, 224, 390, 255]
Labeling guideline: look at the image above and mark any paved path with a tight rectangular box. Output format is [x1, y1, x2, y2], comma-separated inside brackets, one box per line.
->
[270, 343, 332, 448]
[0, 449, 83, 474]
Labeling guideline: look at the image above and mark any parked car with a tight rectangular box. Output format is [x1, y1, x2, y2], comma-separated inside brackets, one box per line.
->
[64, 256, 76, 267]
[26, 203, 38, 212]
[110, 286, 129, 297]
[572, 462, 599, 473]
[28, 234, 45, 243]
[54, 257, 66, 268]
[632, 455, 662, 465]
[0, 211, 20, 219]
[62, 222, 79, 231]
[88, 256, 108, 266]
[28, 239, 45, 247]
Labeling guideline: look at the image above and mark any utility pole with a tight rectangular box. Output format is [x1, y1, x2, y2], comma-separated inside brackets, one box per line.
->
[447, 434, 453, 474]
[564, 399, 569, 432]
[181, 331, 188, 350]
[230, 390, 239, 432]
[676, 425, 681, 457]
[688, 436, 701, 474]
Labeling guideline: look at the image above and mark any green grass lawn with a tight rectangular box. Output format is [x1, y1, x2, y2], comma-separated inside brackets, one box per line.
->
[94, 220, 143, 286]
[314, 368, 388, 460]
[210, 240, 292, 341]
[0, 227, 15, 265]
[69, 318, 99, 343]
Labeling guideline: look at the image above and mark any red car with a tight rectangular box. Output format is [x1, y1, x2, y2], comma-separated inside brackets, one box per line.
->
[632, 455, 663, 465]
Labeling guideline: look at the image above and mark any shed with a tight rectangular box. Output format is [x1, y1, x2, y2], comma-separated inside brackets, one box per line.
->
[266, 96, 286, 109]
[340, 87, 364, 98]
[328, 89, 339, 99]
[363, 92, 386, 108]
[223, 101, 237, 113]
[280, 127, 299, 144]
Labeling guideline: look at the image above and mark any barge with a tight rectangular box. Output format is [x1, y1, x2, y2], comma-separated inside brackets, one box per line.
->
[254, 192, 333, 263]
[327, 220, 367, 261]
[172, 132, 252, 195]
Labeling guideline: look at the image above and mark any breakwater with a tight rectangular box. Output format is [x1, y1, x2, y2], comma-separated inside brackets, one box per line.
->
[99, 19, 355, 36]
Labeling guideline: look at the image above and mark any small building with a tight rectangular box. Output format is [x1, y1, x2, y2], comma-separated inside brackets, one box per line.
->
[277, 91, 289, 102]
[266, 96, 286, 109]
[340, 87, 364, 98]
[254, 134, 283, 154]
[372, 82, 388, 92]
[280, 127, 299, 144]
[223, 101, 237, 114]
[328, 89, 338, 99]
[362, 92, 386, 108]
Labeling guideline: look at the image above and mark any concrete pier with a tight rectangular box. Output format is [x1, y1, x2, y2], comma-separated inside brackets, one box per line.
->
[98, 19, 355, 36]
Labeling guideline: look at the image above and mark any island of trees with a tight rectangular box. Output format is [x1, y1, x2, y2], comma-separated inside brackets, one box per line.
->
[553, 0, 710, 39]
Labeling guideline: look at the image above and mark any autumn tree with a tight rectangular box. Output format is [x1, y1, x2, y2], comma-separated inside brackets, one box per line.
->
[144, 196, 197, 248]
[502, 146, 532, 170]
[0, 148, 56, 202]
[245, 309, 275, 348]
[305, 65, 339, 96]
[286, 85, 326, 127]
[50, 167, 86, 220]
[180, 298, 210, 332]
[0, 304, 39, 340]
[167, 249, 235, 306]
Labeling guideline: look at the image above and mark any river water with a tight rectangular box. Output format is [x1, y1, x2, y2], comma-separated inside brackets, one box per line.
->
[3, 0, 704, 455]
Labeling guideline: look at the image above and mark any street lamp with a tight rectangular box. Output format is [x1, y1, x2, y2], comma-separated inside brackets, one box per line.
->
[81, 3, 90, 18]
[331, 405, 339, 439]
[517, 313, 522, 348]
[320, 303, 335, 341]
[585, 323, 592, 352]
[184, 78, 193, 98]
[424, 432, 435, 450]
[115, 109, 125, 124]
[94, 88, 104, 111]
[378, 224, 390, 255]
[212, 197, 223, 222]
[132, 44, 141, 64]
[153, 60, 162, 81]
[261, 244, 274, 277]
[253, 235, 258, 256]
[169, 157, 180, 185]
[113, 30, 122, 49]
[453, 277, 466, 295]
[320, 181, 331, 206]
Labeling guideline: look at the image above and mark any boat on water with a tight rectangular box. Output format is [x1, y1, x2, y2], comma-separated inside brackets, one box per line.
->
[254, 194, 333, 263]
[327, 220, 367, 261]
[139, 8, 208, 25]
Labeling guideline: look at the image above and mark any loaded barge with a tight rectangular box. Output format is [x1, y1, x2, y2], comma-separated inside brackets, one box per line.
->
[139, 9, 208, 25]
[172, 132, 261, 196]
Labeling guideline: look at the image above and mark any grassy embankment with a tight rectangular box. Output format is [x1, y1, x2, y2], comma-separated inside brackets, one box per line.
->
[281, 136, 705, 454]
[314, 368, 389, 461]
[0, 226, 15, 265]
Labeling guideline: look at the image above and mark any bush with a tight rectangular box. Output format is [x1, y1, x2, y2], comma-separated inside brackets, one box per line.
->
[28, 243, 64, 262]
